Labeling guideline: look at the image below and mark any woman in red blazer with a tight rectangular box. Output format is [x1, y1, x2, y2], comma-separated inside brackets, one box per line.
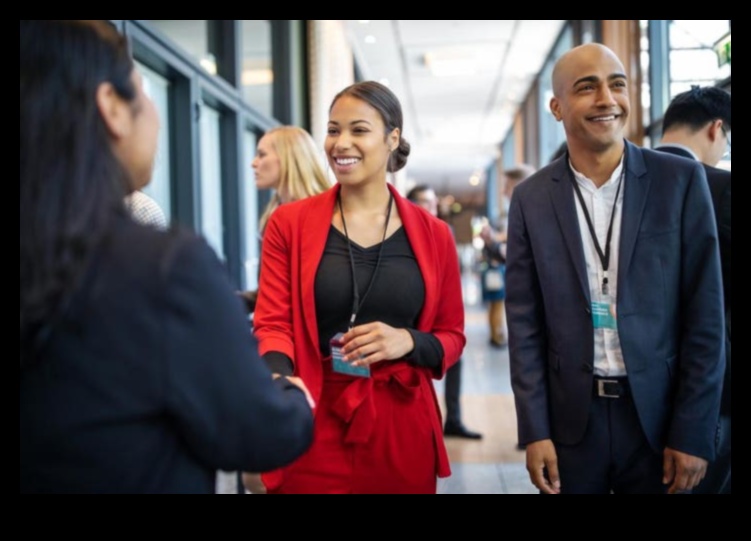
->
[253, 81, 466, 493]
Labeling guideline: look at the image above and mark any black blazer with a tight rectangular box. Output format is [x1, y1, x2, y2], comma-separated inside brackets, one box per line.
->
[20, 215, 313, 493]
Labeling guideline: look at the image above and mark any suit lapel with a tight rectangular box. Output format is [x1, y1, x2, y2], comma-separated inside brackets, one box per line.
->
[618, 141, 649, 286]
[548, 158, 590, 303]
[300, 185, 339, 351]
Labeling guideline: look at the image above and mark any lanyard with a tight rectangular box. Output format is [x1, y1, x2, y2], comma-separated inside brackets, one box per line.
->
[568, 159, 624, 296]
[337, 191, 394, 330]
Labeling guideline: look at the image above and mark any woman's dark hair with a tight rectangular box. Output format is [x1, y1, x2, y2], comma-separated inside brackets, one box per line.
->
[329, 80, 410, 173]
[20, 20, 137, 366]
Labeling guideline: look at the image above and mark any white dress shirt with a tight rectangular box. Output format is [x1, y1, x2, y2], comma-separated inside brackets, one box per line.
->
[570, 157, 626, 377]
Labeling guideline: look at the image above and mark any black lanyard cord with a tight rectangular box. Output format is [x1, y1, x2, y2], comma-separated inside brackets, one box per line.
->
[569, 163, 624, 296]
[337, 190, 394, 329]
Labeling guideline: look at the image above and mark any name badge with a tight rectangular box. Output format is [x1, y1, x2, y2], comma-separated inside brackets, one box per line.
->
[591, 299, 617, 330]
[330, 332, 370, 378]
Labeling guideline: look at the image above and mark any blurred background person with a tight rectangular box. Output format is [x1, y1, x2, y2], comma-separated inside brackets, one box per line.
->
[407, 185, 482, 440]
[238, 125, 331, 314]
[252, 81, 465, 493]
[479, 165, 536, 349]
[124, 189, 167, 229]
[656, 85, 731, 494]
[20, 20, 314, 494]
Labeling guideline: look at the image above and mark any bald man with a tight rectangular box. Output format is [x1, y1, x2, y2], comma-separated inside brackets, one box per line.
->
[505, 43, 725, 494]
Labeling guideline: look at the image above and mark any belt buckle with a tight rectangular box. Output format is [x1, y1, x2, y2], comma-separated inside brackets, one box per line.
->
[597, 379, 620, 398]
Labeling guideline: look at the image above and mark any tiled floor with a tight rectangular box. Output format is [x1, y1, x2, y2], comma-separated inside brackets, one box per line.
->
[433, 272, 537, 494]
[218, 268, 537, 494]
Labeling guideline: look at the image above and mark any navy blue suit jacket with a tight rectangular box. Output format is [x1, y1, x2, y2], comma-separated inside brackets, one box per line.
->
[657, 145, 731, 415]
[20, 215, 313, 493]
[506, 140, 725, 460]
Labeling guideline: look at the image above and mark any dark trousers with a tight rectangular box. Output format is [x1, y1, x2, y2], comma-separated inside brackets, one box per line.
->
[443, 359, 462, 427]
[554, 392, 666, 494]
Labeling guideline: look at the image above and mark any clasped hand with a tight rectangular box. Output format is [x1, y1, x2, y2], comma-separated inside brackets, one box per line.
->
[339, 322, 414, 367]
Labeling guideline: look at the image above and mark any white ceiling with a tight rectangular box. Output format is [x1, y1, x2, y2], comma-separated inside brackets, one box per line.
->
[344, 20, 565, 198]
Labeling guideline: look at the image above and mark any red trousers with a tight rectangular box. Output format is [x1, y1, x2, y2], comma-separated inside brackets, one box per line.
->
[263, 359, 440, 494]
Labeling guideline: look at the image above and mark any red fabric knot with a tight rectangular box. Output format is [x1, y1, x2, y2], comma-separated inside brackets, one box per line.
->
[331, 362, 422, 444]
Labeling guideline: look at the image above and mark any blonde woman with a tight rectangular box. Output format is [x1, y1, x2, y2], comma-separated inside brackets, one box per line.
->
[239, 126, 331, 313]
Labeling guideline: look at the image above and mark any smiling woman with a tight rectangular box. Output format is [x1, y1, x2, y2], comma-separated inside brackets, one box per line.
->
[252, 80, 467, 494]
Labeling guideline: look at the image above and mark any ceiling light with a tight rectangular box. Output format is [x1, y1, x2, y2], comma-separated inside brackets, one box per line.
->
[364, 35, 376, 44]
[424, 49, 478, 77]
[242, 69, 274, 86]
[199, 54, 217, 75]
[379, 78, 390, 87]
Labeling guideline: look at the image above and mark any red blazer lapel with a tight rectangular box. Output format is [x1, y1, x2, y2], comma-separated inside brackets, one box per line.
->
[390, 184, 438, 331]
[299, 185, 340, 354]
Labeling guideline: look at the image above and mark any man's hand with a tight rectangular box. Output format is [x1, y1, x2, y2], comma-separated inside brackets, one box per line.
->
[526, 439, 561, 494]
[663, 447, 707, 494]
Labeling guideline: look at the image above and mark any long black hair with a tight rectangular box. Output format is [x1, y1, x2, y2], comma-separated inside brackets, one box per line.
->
[20, 20, 137, 366]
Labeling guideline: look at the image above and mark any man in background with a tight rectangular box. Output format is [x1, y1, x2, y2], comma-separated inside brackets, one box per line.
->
[479, 165, 536, 350]
[407, 185, 482, 440]
[656, 85, 731, 494]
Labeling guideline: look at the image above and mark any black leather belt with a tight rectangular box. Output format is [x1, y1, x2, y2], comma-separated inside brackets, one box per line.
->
[593, 377, 629, 398]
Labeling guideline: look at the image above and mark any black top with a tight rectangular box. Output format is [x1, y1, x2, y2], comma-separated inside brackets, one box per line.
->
[265, 225, 443, 375]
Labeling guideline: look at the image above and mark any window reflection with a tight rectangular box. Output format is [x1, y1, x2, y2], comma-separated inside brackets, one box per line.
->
[669, 20, 731, 98]
[241, 21, 273, 117]
[243, 130, 260, 289]
[146, 21, 218, 77]
[137, 61, 172, 221]
[199, 103, 225, 259]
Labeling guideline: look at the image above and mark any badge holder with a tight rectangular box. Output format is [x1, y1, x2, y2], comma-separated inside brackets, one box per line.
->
[591, 289, 617, 330]
[330, 332, 370, 378]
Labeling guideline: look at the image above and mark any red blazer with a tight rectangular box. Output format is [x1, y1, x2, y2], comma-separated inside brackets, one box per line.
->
[254, 182, 466, 477]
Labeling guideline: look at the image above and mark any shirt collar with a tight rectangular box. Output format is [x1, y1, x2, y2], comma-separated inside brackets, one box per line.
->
[568, 154, 625, 193]
[655, 143, 699, 161]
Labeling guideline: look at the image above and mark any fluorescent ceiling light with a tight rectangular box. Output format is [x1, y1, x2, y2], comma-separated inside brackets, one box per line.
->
[424, 47, 492, 77]
[242, 69, 274, 86]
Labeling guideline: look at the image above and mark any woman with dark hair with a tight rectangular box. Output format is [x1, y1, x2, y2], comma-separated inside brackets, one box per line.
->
[20, 20, 313, 494]
[253, 81, 466, 493]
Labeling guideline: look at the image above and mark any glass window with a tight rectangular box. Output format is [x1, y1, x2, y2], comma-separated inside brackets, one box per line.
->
[537, 25, 572, 166]
[146, 21, 219, 78]
[137, 61, 172, 221]
[668, 20, 731, 98]
[242, 130, 260, 289]
[199, 103, 225, 260]
[639, 20, 652, 139]
[241, 21, 273, 117]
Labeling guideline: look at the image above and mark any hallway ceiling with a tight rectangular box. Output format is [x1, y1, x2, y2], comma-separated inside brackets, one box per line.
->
[344, 20, 565, 198]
